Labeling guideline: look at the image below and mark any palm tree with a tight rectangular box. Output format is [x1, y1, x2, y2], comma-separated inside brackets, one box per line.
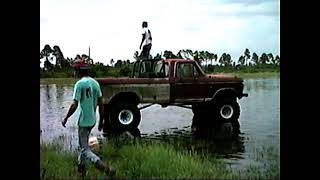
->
[40, 44, 53, 61]
[225, 54, 232, 66]
[163, 50, 176, 59]
[244, 48, 251, 66]
[252, 52, 259, 65]
[204, 51, 211, 67]
[267, 53, 275, 64]
[193, 51, 201, 65]
[40, 44, 54, 71]
[110, 59, 115, 67]
[209, 52, 214, 65]
[275, 55, 280, 66]
[114, 60, 123, 68]
[219, 53, 227, 66]
[260, 53, 268, 64]
[185, 49, 193, 60]
[213, 54, 218, 64]
[153, 53, 162, 60]
[133, 51, 140, 61]
[176, 50, 183, 59]
[198, 51, 205, 66]
[52, 45, 69, 68]
[66, 57, 73, 66]
[238, 55, 245, 66]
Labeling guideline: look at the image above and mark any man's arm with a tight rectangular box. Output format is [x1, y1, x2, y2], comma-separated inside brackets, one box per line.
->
[139, 33, 146, 50]
[98, 97, 104, 131]
[62, 100, 78, 127]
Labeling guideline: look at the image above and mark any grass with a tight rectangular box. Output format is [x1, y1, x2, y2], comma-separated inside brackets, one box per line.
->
[40, 137, 279, 179]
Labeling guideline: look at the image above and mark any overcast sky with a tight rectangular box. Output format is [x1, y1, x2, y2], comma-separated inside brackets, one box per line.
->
[40, 0, 280, 65]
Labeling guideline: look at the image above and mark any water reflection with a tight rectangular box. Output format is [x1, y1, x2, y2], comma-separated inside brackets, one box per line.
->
[99, 121, 245, 160]
[142, 124, 245, 159]
[244, 78, 279, 92]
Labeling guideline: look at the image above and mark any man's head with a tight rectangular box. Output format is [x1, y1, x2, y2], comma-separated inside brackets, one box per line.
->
[142, 21, 148, 28]
[72, 60, 90, 77]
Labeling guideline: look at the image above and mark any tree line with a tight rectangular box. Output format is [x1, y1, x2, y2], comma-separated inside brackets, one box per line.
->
[40, 44, 280, 78]
[146, 48, 279, 67]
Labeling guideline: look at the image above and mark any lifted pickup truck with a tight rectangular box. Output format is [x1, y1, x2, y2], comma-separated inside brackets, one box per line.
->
[96, 59, 248, 132]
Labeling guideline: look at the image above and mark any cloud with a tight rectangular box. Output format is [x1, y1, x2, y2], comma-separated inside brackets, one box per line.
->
[40, 0, 280, 64]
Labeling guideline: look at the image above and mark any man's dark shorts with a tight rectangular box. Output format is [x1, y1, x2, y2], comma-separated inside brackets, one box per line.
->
[141, 43, 152, 59]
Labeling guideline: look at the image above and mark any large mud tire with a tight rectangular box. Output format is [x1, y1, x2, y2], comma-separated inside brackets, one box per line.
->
[109, 102, 141, 131]
[214, 98, 240, 124]
[192, 99, 241, 135]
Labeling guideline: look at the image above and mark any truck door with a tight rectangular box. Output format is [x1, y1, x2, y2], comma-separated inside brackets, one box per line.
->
[172, 62, 208, 103]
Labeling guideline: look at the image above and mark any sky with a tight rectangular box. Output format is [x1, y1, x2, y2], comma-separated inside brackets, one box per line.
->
[40, 0, 280, 65]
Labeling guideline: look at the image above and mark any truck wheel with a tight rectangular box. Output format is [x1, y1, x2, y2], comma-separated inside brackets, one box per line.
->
[110, 102, 141, 130]
[214, 98, 240, 123]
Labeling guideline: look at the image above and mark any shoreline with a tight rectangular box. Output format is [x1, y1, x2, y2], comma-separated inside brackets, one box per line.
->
[40, 72, 279, 84]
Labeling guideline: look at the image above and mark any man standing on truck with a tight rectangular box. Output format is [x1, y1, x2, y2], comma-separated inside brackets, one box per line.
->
[139, 21, 152, 59]
[61, 60, 115, 176]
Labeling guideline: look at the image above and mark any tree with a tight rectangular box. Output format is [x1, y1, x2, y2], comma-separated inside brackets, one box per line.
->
[238, 55, 245, 66]
[208, 52, 214, 65]
[275, 55, 280, 66]
[114, 60, 123, 68]
[268, 53, 275, 64]
[52, 45, 69, 68]
[66, 57, 73, 65]
[203, 51, 212, 66]
[185, 49, 193, 60]
[40, 44, 54, 71]
[193, 51, 201, 65]
[260, 53, 268, 64]
[244, 48, 251, 66]
[213, 54, 218, 64]
[219, 53, 227, 66]
[153, 53, 162, 60]
[176, 50, 183, 59]
[198, 51, 205, 66]
[178, 49, 188, 59]
[110, 59, 115, 67]
[252, 52, 259, 65]
[225, 54, 232, 66]
[133, 51, 139, 61]
[40, 44, 53, 61]
[163, 50, 177, 59]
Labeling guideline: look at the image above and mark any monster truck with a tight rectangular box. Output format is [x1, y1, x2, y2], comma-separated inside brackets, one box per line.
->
[96, 58, 248, 132]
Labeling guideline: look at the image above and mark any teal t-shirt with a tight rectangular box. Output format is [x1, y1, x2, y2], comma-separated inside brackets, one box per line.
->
[73, 77, 102, 127]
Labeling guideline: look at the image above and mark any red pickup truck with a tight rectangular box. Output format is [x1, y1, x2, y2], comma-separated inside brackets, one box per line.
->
[96, 58, 248, 133]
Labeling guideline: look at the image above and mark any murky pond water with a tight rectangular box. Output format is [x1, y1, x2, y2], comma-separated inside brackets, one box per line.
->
[40, 77, 279, 170]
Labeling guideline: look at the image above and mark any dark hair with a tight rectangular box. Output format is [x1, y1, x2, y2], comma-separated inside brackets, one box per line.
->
[142, 21, 148, 28]
[77, 68, 89, 76]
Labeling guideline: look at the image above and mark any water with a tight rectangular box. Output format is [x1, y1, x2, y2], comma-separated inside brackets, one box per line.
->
[40, 77, 280, 170]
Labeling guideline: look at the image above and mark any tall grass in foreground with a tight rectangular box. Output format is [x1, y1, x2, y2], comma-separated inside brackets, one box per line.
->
[40, 138, 279, 179]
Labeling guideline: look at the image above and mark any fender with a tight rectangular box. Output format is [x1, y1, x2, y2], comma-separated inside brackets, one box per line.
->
[212, 88, 239, 100]
[107, 92, 141, 106]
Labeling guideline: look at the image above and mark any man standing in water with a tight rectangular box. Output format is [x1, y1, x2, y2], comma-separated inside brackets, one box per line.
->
[61, 60, 115, 176]
[139, 21, 152, 59]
